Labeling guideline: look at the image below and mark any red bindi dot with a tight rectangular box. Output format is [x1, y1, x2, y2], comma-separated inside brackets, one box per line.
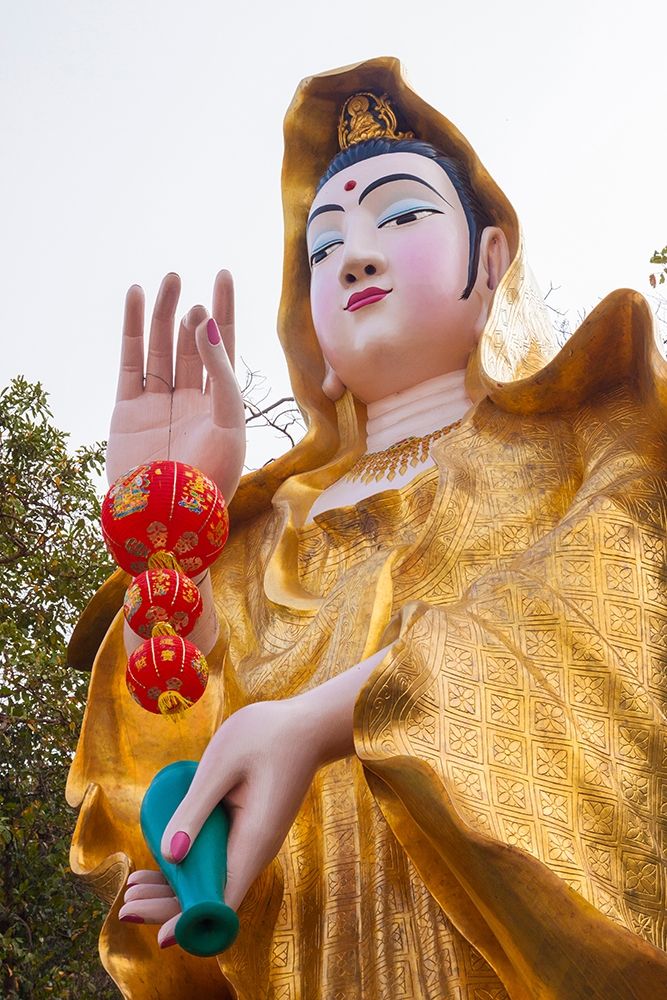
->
[344, 179, 357, 191]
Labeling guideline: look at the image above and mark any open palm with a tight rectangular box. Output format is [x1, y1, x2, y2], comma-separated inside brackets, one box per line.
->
[107, 271, 246, 504]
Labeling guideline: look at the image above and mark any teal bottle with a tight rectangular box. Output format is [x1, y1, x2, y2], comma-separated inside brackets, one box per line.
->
[140, 760, 239, 957]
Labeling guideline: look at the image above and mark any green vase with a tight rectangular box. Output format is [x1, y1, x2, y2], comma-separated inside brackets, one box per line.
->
[140, 760, 239, 957]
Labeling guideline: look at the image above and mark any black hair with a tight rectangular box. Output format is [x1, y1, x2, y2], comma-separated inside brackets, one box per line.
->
[317, 138, 493, 299]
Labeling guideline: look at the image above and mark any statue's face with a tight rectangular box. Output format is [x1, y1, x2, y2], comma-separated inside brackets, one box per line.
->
[308, 151, 487, 403]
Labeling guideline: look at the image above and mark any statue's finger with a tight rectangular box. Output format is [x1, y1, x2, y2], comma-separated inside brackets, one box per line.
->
[118, 895, 181, 925]
[212, 269, 235, 369]
[157, 913, 180, 949]
[116, 284, 145, 401]
[196, 318, 245, 431]
[124, 883, 176, 903]
[126, 869, 167, 887]
[174, 305, 206, 390]
[145, 272, 181, 393]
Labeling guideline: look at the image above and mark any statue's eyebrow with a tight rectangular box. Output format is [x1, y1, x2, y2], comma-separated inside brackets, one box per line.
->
[358, 173, 453, 208]
[306, 203, 344, 230]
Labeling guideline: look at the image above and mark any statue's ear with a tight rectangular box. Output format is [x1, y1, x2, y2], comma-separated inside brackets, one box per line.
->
[322, 361, 346, 401]
[478, 226, 510, 291]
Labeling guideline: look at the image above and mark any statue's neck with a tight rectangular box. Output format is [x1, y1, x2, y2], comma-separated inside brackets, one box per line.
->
[365, 370, 470, 453]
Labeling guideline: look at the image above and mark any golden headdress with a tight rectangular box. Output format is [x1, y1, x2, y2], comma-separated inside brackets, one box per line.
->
[337, 91, 414, 149]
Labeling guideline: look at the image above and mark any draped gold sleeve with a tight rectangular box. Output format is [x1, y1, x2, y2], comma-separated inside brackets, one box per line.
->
[354, 376, 667, 997]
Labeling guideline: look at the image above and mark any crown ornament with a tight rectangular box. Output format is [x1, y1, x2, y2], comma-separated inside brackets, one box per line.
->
[337, 92, 414, 151]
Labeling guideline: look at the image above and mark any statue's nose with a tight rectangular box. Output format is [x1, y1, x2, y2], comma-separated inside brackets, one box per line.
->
[343, 263, 380, 285]
[338, 242, 387, 286]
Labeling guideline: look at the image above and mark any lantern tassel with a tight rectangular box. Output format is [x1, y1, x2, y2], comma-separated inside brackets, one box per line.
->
[157, 690, 193, 719]
[148, 550, 184, 573]
[151, 622, 178, 638]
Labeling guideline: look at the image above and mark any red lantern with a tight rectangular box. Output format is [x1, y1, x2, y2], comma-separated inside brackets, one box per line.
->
[124, 568, 203, 640]
[101, 461, 229, 577]
[126, 632, 209, 717]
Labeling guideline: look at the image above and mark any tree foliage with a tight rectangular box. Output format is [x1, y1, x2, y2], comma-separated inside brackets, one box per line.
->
[649, 245, 667, 288]
[0, 378, 116, 997]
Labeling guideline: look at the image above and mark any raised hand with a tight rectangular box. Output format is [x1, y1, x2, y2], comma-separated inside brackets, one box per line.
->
[107, 270, 246, 504]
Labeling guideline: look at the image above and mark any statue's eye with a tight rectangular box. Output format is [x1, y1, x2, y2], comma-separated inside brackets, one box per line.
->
[309, 238, 343, 268]
[379, 207, 443, 229]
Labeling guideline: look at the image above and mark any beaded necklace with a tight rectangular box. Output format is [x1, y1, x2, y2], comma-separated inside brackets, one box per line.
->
[344, 419, 462, 484]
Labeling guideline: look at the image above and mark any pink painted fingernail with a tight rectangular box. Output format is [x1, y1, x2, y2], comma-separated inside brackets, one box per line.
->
[207, 318, 220, 345]
[160, 934, 177, 949]
[120, 914, 144, 924]
[170, 831, 190, 862]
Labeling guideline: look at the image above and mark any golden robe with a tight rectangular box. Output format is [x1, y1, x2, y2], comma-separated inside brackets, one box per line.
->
[67, 59, 667, 998]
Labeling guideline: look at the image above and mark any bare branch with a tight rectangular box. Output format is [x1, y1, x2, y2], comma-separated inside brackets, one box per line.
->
[238, 360, 305, 467]
[245, 396, 297, 422]
[543, 282, 566, 317]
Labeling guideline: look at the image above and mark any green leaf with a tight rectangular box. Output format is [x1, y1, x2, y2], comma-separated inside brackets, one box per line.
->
[0, 377, 116, 997]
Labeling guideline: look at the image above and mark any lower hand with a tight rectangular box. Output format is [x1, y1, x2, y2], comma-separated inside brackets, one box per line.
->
[120, 699, 322, 945]
[118, 650, 391, 945]
[161, 700, 321, 907]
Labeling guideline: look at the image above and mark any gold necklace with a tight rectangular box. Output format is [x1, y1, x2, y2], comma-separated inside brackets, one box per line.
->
[345, 419, 462, 485]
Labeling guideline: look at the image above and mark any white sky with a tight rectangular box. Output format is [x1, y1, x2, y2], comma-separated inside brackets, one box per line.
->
[1, 0, 665, 470]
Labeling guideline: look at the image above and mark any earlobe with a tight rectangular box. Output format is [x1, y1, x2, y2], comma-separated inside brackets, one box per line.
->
[472, 227, 511, 337]
[480, 227, 510, 291]
[322, 362, 346, 401]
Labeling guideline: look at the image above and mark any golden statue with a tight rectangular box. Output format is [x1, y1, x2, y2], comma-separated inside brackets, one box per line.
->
[67, 57, 667, 998]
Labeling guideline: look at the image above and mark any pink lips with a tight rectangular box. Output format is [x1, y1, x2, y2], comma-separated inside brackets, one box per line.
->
[345, 286, 392, 312]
